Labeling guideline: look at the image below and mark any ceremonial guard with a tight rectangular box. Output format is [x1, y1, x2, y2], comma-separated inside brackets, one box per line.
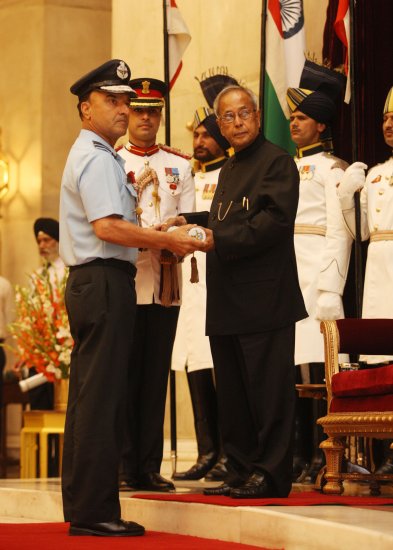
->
[117, 78, 195, 492]
[172, 101, 231, 482]
[338, 86, 393, 474]
[286, 61, 353, 482]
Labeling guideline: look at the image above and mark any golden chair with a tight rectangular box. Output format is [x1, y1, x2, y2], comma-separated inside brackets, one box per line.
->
[317, 319, 393, 495]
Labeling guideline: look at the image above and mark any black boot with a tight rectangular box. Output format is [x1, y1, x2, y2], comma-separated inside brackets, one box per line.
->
[292, 366, 313, 482]
[173, 369, 219, 480]
[375, 440, 393, 477]
[304, 363, 327, 483]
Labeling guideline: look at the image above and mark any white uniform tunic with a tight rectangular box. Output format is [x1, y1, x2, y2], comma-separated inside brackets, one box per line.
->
[172, 161, 225, 372]
[117, 143, 196, 305]
[341, 156, 393, 363]
[294, 148, 352, 364]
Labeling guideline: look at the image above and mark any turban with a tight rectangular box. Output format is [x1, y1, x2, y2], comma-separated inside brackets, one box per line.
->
[384, 87, 393, 115]
[286, 87, 337, 124]
[33, 218, 59, 241]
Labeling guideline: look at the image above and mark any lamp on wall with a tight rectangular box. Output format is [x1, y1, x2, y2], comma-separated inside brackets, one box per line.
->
[0, 127, 9, 201]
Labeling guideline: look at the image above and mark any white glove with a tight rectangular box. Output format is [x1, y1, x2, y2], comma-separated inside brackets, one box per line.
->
[315, 291, 342, 320]
[337, 162, 367, 199]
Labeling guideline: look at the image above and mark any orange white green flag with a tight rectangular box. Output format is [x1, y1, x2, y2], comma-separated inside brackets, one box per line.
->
[166, 0, 191, 90]
[263, 0, 306, 154]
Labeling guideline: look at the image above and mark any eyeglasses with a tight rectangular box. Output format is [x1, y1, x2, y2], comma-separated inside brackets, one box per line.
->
[130, 107, 162, 116]
[219, 108, 256, 124]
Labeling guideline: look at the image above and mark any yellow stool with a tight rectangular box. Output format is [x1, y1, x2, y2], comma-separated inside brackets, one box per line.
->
[20, 410, 65, 478]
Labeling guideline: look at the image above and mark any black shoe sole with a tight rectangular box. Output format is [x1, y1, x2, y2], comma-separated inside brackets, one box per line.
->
[69, 527, 145, 537]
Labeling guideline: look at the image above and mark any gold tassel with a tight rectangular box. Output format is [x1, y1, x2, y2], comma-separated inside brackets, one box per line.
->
[159, 250, 179, 307]
[190, 255, 199, 283]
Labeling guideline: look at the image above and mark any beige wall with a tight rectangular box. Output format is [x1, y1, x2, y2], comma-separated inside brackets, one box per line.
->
[0, 0, 112, 287]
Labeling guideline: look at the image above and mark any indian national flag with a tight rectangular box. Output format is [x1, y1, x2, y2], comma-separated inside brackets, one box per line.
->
[166, 0, 191, 90]
[334, 0, 351, 103]
[263, 0, 306, 154]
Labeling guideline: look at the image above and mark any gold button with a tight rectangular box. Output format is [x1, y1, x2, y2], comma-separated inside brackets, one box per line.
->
[148, 202, 153, 207]
[374, 225, 379, 231]
[376, 208, 381, 212]
[379, 189, 384, 195]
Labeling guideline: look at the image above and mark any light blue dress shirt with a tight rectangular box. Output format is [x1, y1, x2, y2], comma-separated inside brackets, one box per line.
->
[59, 130, 138, 266]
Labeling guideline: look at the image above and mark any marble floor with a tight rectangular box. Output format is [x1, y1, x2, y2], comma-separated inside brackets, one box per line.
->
[1, 457, 393, 549]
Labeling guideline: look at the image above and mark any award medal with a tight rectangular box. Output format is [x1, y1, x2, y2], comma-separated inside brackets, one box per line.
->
[299, 165, 315, 181]
[165, 167, 180, 192]
[202, 183, 217, 200]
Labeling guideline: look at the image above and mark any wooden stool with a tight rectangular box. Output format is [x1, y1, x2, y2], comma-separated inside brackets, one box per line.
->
[20, 410, 65, 478]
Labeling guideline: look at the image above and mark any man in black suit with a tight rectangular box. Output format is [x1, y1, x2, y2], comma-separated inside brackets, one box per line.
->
[203, 85, 307, 499]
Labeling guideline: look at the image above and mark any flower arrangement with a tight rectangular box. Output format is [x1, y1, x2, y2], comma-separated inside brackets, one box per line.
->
[7, 267, 72, 381]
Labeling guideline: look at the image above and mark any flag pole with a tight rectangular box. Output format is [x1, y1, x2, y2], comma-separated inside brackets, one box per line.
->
[349, 0, 363, 318]
[163, 0, 171, 146]
[163, 0, 177, 475]
[259, 0, 268, 127]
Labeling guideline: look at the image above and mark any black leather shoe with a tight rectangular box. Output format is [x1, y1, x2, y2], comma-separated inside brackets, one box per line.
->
[230, 473, 277, 499]
[173, 453, 217, 480]
[119, 477, 140, 491]
[138, 472, 175, 492]
[203, 482, 233, 496]
[205, 456, 229, 481]
[69, 518, 145, 537]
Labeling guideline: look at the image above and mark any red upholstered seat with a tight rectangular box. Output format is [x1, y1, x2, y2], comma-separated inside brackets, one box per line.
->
[317, 319, 393, 495]
[332, 364, 393, 397]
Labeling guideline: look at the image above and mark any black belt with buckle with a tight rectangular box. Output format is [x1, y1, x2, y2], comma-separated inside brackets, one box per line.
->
[69, 258, 136, 277]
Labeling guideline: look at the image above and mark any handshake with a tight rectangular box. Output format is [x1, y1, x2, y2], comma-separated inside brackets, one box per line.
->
[337, 161, 368, 199]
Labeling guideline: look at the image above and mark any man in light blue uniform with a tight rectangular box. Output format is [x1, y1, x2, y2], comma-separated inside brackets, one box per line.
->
[59, 59, 211, 537]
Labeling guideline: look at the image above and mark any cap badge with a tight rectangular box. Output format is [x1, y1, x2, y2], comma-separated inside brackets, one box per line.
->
[142, 80, 151, 94]
[116, 61, 129, 80]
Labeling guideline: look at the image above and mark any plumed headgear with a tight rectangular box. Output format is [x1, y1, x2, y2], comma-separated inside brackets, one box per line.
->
[33, 218, 59, 242]
[199, 74, 240, 108]
[286, 60, 346, 123]
[383, 87, 393, 115]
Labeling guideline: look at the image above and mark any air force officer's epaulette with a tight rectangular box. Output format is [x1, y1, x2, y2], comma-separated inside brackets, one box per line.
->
[323, 153, 349, 171]
[158, 143, 192, 160]
[93, 140, 117, 158]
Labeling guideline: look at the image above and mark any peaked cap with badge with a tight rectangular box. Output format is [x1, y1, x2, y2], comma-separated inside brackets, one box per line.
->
[70, 59, 136, 99]
[129, 78, 167, 108]
[384, 86, 393, 115]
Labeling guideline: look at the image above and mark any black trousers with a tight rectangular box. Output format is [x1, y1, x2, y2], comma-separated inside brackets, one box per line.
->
[62, 262, 136, 523]
[209, 325, 296, 497]
[121, 303, 179, 477]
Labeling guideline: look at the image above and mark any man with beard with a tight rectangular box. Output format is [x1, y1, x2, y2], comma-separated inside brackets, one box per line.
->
[172, 107, 231, 482]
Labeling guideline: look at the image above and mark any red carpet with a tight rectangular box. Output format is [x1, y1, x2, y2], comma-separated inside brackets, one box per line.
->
[0, 523, 270, 550]
[132, 489, 393, 507]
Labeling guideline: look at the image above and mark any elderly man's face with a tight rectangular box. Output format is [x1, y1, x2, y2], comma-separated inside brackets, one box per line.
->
[216, 90, 260, 152]
[36, 231, 59, 263]
[383, 112, 393, 148]
[193, 124, 224, 162]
